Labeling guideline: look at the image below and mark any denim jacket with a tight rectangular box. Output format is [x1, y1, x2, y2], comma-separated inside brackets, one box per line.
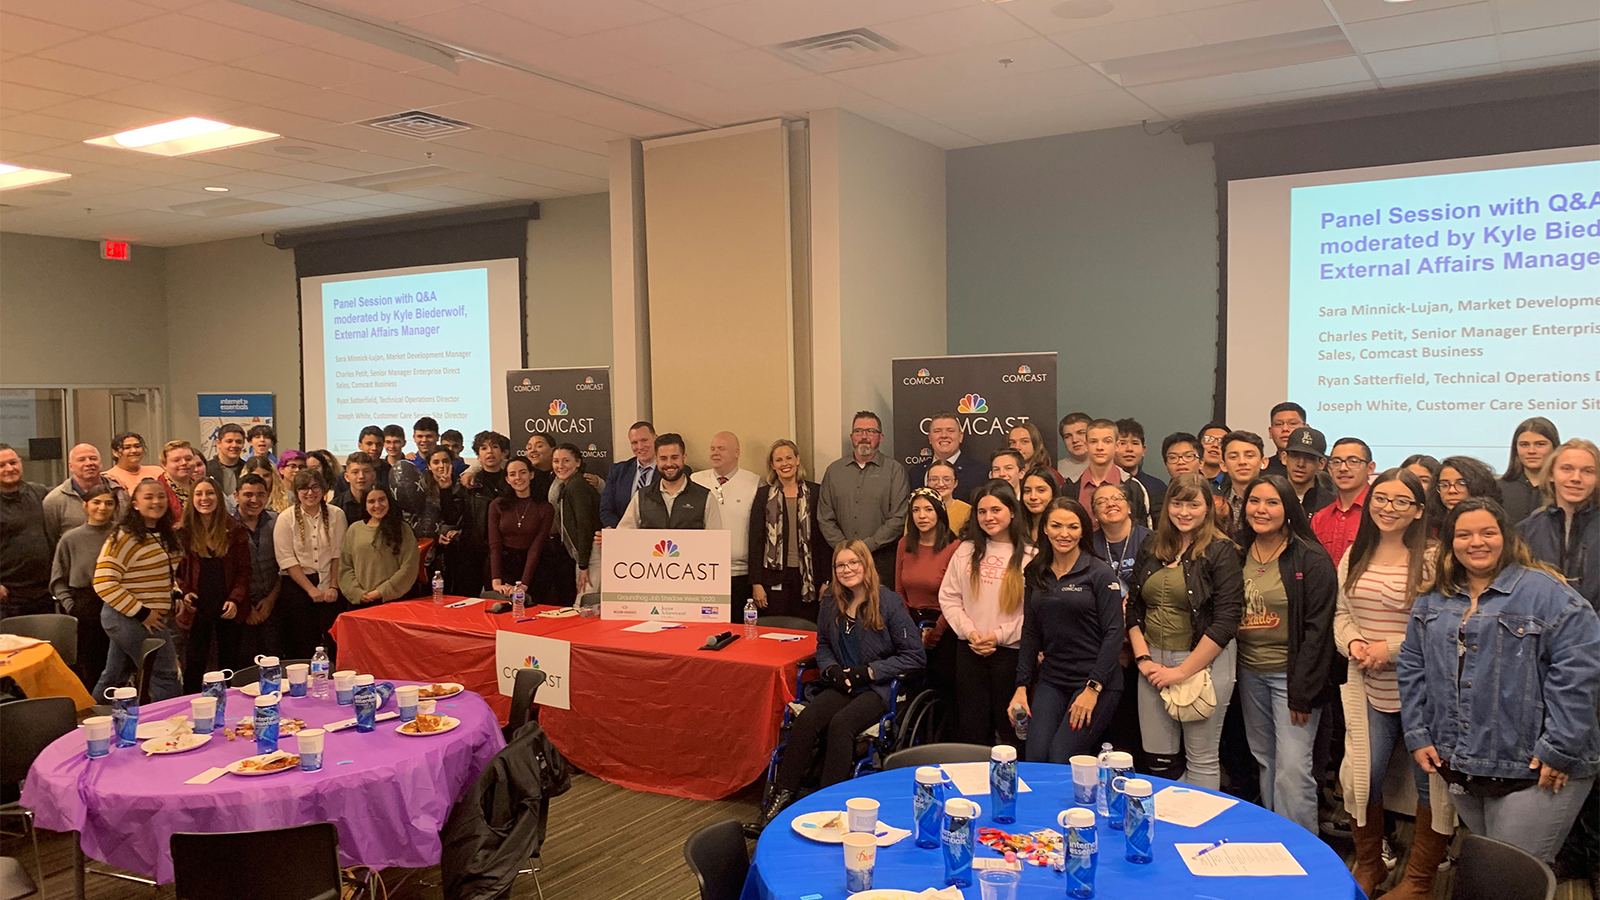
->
[1397, 564, 1600, 779]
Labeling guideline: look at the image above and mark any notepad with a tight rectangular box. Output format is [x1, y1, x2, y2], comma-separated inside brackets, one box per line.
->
[1176, 842, 1307, 876]
[757, 633, 805, 642]
[939, 762, 1031, 796]
[445, 598, 485, 609]
[1154, 785, 1238, 827]
[621, 621, 685, 633]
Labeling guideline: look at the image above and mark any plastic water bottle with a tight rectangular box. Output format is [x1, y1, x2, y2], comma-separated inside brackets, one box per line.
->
[941, 798, 981, 888]
[253, 692, 280, 755]
[990, 745, 1018, 824]
[309, 646, 330, 699]
[353, 675, 377, 733]
[913, 766, 946, 849]
[743, 598, 758, 641]
[511, 582, 526, 619]
[1010, 702, 1029, 740]
[1104, 751, 1135, 831]
[1096, 742, 1114, 817]
[1059, 808, 1099, 898]
[105, 686, 139, 748]
[1121, 778, 1156, 864]
[431, 570, 445, 606]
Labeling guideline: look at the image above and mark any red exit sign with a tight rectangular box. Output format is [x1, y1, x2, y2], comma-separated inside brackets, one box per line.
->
[101, 240, 130, 260]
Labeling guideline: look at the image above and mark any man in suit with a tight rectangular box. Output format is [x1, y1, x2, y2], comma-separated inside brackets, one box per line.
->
[908, 411, 985, 506]
[600, 421, 659, 528]
[615, 434, 721, 531]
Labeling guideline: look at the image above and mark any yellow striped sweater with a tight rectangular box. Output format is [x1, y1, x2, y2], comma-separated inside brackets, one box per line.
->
[94, 530, 180, 619]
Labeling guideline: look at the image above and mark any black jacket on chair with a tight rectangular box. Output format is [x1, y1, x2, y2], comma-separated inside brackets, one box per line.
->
[440, 721, 572, 900]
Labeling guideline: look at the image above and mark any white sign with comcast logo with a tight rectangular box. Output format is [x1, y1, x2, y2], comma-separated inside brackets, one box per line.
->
[494, 632, 572, 710]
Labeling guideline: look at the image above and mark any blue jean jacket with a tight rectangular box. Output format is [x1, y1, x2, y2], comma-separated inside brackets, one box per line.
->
[1398, 564, 1600, 779]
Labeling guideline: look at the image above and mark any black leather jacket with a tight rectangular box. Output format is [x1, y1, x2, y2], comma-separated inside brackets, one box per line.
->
[1126, 537, 1244, 653]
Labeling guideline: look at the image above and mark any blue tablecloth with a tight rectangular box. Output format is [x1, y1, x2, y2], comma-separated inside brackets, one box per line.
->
[745, 762, 1359, 899]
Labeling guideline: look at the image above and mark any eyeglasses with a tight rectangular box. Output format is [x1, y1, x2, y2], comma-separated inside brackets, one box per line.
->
[1328, 457, 1370, 469]
[1368, 495, 1417, 511]
[834, 559, 864, 572]
[851, 428, 881, 436]
[1165, 452, 1200, 463]
[1093, 497, 1127, 509]
[1436, 479, 1470, 491]
[1200, 435, 1223, 444]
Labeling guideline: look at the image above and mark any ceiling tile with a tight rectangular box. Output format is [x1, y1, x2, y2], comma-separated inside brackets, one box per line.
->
[918, 90, 1157, 144]
[0, 12, 87, 55]
[182, 1, 352, 49]
[0, 131, 70, 154]
[639, 0, 745, 12]
[428, 128, 608, 176]
[1493, 0, 1599, 32]
[2, 112, 112, 142]
[400, 6, 567, 58]
[1178, 0, 1336, 44]
[1327, 0, 1483, 24]
[263, 160, 373, 182]
[1499, 21, 1600, 61]
[505, 37, 647, 80]
[204, 169, 317, 190]
[104, 13, 290, 62]
[997, 0, 1241, 38]
[839, 100, 982, 148]
[685, 0, 972, 46]
[1, 57, 143, 95]
[479, 0, 671, 37]
[716, 75, 872, 117]
[589, 66, 742, 121]
[231, 46, 398, 89]
[1363, 35, 1500, 78]
[92, 81, 242, 116]
[421, 96, 627, 147]
[83, 166, 194, 187]
[663, 48, 814, 90]
[0, 0, 166, 32]
[0, 83, 80, 112]
[553, 16, 748, 69]
[30, 97, 172, 130]
[256, 89, 402, 125]
[872, 5, 1037, 56]
[1379, 62, 1504, 87]
[1048, 15, 1206, 64]
[159, 65, 315, 104]
[900, 65, 1125, 118]
[1500, 48, 1599, 70]
[37, 35, 211, 81]
[321, 0, 475, 19]
[335, 73, 484, 109]
[939, 37, 1085, 82]
[1344, 4, 1495, 53]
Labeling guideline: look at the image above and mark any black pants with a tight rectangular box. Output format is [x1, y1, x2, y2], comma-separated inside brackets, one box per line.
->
[955, 642, 1020, 747]
[1104, 660, 1147, 769]
[539, 538, 577, 606]
[872, 545, 896, 592]
[183, 594, 243, 694]
[727, 574, 753, 623]
[496, 546, 531, 591]
[755, 567, 816, 622]
[776, 687, 885, 792]
[68, 586, 109, 692]
[444, 547, 487, 598]
[1220, 682, 1260, 801]
[1026, 681, 1122, 763]
[280, 574, 348, 663]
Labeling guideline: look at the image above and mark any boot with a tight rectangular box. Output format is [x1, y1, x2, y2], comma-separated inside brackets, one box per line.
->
[743, 789, 796, 839]
[1350, 800, 1387, 897]
[1379, 803, 1448, 900]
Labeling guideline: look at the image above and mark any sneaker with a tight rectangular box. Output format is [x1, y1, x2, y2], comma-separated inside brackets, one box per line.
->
[1381, 838, 1398, 871]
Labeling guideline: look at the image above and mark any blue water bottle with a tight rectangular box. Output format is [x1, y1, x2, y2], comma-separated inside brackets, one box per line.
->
[913, 766, 946, 849]
[1103, 751, 1134, 830]
[353, 675, 378, 732]
[1058, 807, 1099, 898]
[253, 692, 281, 755]
[941, 798, 981, 888]
[989, 744, 1018, 824]
[1120, 778, 1155, 864]
[255, 654, 281, 696]
[202, 669, 231, 729]
[104, 686, 139, 748]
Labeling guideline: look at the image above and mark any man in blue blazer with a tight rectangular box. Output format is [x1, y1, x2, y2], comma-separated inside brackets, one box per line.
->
[907, 411, 986, 505]
[600, 421, 660, 527]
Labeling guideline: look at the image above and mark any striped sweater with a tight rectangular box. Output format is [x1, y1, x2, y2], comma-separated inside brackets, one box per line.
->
[95, 530, 181, 619]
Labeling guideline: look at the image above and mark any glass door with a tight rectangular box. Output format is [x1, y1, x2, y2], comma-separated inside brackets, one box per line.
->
[0, 388, 68, 485]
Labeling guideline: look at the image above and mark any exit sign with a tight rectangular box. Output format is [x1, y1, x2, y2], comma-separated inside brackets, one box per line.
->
[101, 241, 130, 260]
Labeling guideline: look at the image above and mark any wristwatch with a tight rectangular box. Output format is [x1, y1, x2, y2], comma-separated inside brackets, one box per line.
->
[1085, 680, 1104, 693]
[1133, 654, 1153, 666]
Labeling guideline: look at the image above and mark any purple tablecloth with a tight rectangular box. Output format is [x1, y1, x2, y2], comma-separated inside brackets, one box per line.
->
[19, 683, 505, 883]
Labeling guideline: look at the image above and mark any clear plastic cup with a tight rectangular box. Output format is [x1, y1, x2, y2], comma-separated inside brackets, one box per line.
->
[978, 868, 1020, 900]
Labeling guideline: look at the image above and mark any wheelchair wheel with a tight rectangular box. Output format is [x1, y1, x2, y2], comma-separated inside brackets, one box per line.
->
[893, 689, 944, 753]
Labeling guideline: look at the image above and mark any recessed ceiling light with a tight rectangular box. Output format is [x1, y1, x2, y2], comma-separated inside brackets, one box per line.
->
[84, 117, 279, 157]
[274, 145, 319, 156]
[203, 186, 230, 192]
[1053, 0, 1114, 18]
[0, 164, 71, 191]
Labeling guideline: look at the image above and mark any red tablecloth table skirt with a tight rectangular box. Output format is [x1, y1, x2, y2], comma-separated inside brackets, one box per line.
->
[332, 600, 817, 800]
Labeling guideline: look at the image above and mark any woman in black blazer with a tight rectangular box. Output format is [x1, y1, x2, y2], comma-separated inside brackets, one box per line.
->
[552, 443, 603, 601]
[747, 439, 833, 621]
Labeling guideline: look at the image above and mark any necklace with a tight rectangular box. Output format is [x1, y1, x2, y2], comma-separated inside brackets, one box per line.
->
[1251, 534, 1287, 573]
[513, 495, 534, 530]
[1101, 531, 1132, 573]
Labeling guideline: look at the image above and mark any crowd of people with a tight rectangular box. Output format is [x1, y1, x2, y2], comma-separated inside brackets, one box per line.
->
[1, 402, 1596, 894]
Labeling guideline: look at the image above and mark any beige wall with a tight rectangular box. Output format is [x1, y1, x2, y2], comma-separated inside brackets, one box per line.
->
[0, 233, 169, 387]
[642, 122, 796, 470]
[526, 193, 613, 369]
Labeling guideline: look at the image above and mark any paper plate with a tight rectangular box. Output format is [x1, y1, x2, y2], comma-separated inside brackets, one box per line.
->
[846, 891, 922, 900]
[238, 680, 285, 697]
[791, 810, 852, 843]
[416, 682, 463, 700]
[140, 732, 209, 754]
[136, 718, 190, 739]
[396, 715, 461, 737]
[226, 753, 301, 776]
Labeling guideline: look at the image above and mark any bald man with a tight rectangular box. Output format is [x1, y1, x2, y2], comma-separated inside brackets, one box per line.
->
[43, 442, 127, 547]
[691, 431, 762, 619]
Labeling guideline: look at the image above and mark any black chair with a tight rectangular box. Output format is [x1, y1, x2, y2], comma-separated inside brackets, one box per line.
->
[882, 742, 994, 771]
[754, 616, 817, 632]
[1450, 834, 1555, 900]
[0, 697, 77, 893]
[171, 822, 345, 900]
[136, 637, 166, 704]
[229, 660, 313, 688]
[505, 668, 546, 739]
[683, 819, 749, 900]
[1, 613, 78, 666]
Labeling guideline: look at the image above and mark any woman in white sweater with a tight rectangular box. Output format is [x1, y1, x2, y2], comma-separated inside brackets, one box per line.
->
[938, 479, 1037, 746]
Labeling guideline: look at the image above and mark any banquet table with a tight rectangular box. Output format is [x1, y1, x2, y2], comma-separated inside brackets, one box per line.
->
[745, 762, 1361, 900]
[19, 681, 504, 886]
[0, 642, 94, 711]
[332, 598, 818, 800]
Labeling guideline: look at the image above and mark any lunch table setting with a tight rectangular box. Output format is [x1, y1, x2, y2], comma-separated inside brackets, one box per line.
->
[19, 656, 504, 890]
[743, 753, 1361, 900]
[0, 633, 94, 711]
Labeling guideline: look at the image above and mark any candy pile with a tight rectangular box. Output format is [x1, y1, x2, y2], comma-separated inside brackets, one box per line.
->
[978, 827, 1066, 869]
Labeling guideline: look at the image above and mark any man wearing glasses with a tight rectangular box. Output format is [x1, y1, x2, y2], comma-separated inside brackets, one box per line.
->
[1310, 437, 1375, 564]
[1197, 423, 1230, 488]
[1262, 402, 1307, 478]
[818, 411, 909, 590]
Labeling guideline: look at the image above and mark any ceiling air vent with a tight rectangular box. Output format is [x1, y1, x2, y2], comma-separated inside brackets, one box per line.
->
[358, 110, 474, 140]
[768, 28, 916, 73]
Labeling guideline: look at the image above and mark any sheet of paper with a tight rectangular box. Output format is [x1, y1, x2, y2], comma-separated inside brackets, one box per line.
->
[0, 635, 46, 653]
[185, 767, 229, 785]
[621, 621, 685, 633]
[940, 762, 1031, 796]
[757, 633, 804, 642]
[1176, 842, 1308, 877]
[446, 598, 485, 609]
[1155, 785, 1238, 827]
[535, 606, 579, 617]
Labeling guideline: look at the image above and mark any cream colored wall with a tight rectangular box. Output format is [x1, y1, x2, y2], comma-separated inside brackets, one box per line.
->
[526, 193, 613, 369]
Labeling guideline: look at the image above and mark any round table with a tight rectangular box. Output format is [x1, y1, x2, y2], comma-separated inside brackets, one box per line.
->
[19, 682, 505, 883]
[748, 762, 1360, 900]
[0, 643, 93, 711]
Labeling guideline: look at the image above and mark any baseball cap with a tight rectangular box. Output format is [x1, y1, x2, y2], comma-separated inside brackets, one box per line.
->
[1286, 426, 1327, 459]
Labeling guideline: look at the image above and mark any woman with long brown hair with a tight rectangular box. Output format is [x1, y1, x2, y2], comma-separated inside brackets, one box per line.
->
[748, 439, 831, 620]
[746, 539, 924, 836]
[1125, 472, 1244, 788]
[176, 476, 252, 691]
[1008, 422, 1060, 483]
[274, 468, 347, 660]
[1498, 416, 1559, 524]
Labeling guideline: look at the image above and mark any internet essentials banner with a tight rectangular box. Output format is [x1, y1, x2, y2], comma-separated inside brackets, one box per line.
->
[506, 367, 613, 472]
[198, 393, 274, 460]
[892, 352, 1059, 468]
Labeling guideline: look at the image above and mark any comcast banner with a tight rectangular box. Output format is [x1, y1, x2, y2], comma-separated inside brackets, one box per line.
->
[891, 352, 1059, 467]
[601, 529, 731, 622]
[506, 366, 612, 472]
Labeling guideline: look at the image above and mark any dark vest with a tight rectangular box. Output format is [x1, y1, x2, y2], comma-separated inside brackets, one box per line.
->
[636, 480, 711, 529]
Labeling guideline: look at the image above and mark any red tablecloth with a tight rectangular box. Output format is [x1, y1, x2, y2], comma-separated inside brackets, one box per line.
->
[332, 599, 817, 800]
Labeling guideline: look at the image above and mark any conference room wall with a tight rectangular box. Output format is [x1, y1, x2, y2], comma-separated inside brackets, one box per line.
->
[946, 125, 1218, 470]
[526, 192, 612, 370]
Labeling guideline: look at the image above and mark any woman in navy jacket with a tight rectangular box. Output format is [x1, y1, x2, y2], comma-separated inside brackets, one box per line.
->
[1519, 439, 1598, 611]
[747, 538, 925, 835]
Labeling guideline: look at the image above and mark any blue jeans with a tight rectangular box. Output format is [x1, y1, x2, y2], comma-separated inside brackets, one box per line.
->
[1365, 704, 1429, 806]
[1237, 668, 1321, 832]
[1026, 681, 1122, 764]
[1453, 775, 1597, 865]
[1136, 641, 1237, 789]
[93, 605, 182, 702]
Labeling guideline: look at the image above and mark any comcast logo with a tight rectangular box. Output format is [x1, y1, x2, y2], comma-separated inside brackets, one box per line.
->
[652, 540, 680, 558]
[548, 399, 568, 415]
[958, 393, 988, 414]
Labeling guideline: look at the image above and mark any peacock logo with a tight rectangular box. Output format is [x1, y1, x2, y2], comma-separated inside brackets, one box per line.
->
[584, 376, 594, 384]
[1017, 364, 1031, 374]
[652, 540, 680, 558]
[548, 399, 568, 416]
[587, 443, 597, 450]
[521, 377, 531, 385]
[957, 393, 988, 414]
[522, 655, 540, 669]
[916, 368, 931, 377]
